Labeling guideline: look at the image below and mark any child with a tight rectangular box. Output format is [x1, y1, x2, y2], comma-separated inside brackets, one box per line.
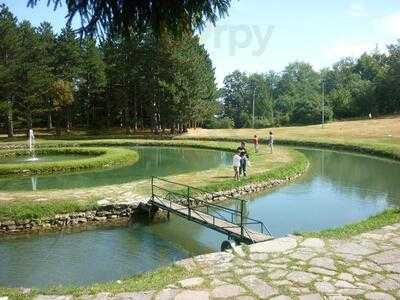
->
[253, 135, 259, 153]
[233, 150, 241, 180]
[267, 131, 274, 153]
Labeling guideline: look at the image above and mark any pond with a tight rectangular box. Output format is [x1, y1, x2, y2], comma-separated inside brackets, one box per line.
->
[0, 146, 232, 191]
[1, 147, 399, 288]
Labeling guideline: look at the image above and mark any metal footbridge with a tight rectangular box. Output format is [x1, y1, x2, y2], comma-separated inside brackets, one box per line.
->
[149, 177, 273, 244]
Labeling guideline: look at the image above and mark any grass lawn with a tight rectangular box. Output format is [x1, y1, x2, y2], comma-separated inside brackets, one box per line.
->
[180, 115, 400, 158]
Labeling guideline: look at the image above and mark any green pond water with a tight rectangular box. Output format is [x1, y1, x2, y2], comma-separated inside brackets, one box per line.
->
[0, 147, 400, 288]
[0, 147, 231, 191]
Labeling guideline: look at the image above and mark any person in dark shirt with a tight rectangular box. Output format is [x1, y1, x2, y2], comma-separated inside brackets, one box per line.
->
[237, 141, 249, 176]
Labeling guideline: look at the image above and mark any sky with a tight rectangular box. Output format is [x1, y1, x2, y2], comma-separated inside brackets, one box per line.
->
[3, 0, 400, 86]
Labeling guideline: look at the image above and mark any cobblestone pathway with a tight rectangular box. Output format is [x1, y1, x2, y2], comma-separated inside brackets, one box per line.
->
[7, 223, 400, 300]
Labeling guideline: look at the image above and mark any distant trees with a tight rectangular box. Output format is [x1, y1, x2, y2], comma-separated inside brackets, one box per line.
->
[220, 44, 400, 128]
[0, 4, 218, 136]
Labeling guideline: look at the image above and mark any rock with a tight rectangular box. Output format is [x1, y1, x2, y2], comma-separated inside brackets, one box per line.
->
[154, 288, 180, 300]
[298, 294, 323, 300]
[249, 253, 270, 261]
[270, 296, 292, 300]
[175, 258, 196, 271]
[334, 280, 355, 289]
[338, 273, 354, 282]
[308, 267, 336, 276]
[268, 269, 288, 280]
[249, 237, 298, 253]
[301, 238, 325, 248]
[369, 249, 400, 265]
[289, 249, 316, 261]
[240, 275, 278, 299]
[112, 292, 154, 300]
[376, 278, 400, 290]
[234, 267, 264, 275]
[314, 281, 335, 294]
[287, 271, 318, 285]
[97, 199, 111, 206]
[81, 294, 105, 300]
[332, 241, 376, 256]
[309, 257, 336, 270]
[356, 282, 376, 291]
[211, 284, 245, 298]
[327, 295, 352, 300]
[178, 277, 204, 288]
[365, 292, 395, 300]
[337, 289, 364, 296]
[174, 290, 210, 300]
[383, 262, 400, 273]
[348, 267, 370, 276]
[33, 296, 73, 300]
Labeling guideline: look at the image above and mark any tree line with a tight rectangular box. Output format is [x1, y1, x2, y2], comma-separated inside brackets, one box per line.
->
[0, 4, 218, 136]
[217, 43, 400, 128]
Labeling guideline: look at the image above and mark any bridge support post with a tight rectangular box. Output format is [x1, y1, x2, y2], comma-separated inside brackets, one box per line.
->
[151, 177, 154, 201]
[240, 199, 244, 237]
[187, 186, 191, 218]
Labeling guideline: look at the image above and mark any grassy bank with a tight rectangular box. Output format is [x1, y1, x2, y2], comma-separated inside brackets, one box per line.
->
[0, 264, 194, 300]
[301, 208, 400, 239]
[0, 198, 99, 221]
[0, 147, 139, 176]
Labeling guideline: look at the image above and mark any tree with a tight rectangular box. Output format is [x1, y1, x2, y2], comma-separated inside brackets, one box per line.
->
[378, 40, 400, 114]
[37, 21, 56, 129]
[27, 0, 232, 37]
[0, 4, 19, 137]
[276, 62, 324, 124]
[53, 25, 82, 129]
[14, 20, 45, 129]
[50, 79, 74, 134]
[221, 71, 250, 128]
[78, 37, 106, 128]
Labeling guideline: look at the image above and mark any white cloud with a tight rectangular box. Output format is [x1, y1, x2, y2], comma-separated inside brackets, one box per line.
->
[347, 1, 368, 17]
[374, 11, 400, 36]
[325, 41, 381, 61]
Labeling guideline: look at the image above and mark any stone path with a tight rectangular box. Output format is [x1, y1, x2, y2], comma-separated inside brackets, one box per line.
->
[8, 222, 400, 300]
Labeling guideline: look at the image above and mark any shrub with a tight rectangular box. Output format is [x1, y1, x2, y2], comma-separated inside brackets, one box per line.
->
[203, 117, 235, 129]
[244, 117, 274, 128]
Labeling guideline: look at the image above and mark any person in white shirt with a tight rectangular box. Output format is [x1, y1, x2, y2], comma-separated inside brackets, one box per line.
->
[233, 151, 241, 181]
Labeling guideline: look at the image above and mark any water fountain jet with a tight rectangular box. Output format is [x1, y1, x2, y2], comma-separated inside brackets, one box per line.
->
[26, 129, 39, 162]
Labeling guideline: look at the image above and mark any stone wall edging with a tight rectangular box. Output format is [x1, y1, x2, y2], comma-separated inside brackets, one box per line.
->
[0, 202, 144, 234]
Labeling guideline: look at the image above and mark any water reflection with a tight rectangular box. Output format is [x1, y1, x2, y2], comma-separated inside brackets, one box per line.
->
[31, 176, 37, 191]
[242, 148, 400, 236]
[0, 147, 231, 191]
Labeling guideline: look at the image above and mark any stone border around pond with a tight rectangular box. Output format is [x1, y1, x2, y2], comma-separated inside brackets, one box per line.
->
[0, 147, 139, 176]
[0, 199, 172, 235]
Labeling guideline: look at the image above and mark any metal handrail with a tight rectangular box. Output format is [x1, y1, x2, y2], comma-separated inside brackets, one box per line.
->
[150, 176, 273, 240]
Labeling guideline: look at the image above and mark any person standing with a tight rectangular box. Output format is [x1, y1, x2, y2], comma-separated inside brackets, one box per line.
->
[237, 141, 249, 176]
[252, 135, 259, 153]
[233, 150, 241, 181]
[267, 131, 274, 153]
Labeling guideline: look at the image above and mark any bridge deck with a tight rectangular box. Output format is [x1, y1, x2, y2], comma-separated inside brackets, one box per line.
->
[150, 197, 272, 244]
